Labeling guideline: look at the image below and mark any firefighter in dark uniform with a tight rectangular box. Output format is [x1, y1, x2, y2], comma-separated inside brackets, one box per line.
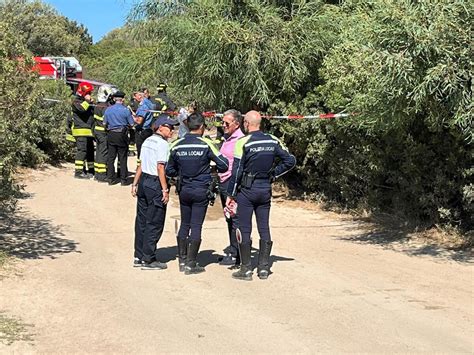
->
[71, 81, 95, 179]
[104, 91, 136, 185]
[93, 85, 116, 182]
[166, 113, 229, 275]
[152, 83, 176, 112]
[226, 110, 296, 281]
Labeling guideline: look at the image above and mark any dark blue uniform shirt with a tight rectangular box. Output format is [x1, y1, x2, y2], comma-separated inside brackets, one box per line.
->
[227, 131, 296, 197]
[104, 103, 134, 130]
[136, 98, 155, 130]
[166, 133, 229, 187]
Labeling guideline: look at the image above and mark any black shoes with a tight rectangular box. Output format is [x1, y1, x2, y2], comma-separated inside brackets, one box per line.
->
[257, 240, 273, 280]
[133, 258, 144, 267]
[74, 172, 92, 179]
[177, 237, 187, 272]
[120, 180, 129, 186]
[219, 254, 237, 266]
[232, 242, 253, 281]
[141, 260, 167, 270]
[107, 178, 120, 185]
[184, 240, 205, 275]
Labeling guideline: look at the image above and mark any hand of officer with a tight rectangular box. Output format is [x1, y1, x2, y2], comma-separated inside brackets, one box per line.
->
[226, 196, 234, 208]
[162, 190, 169, 204]
[84, 94, 92, 102]
[131, 184, 138, 197]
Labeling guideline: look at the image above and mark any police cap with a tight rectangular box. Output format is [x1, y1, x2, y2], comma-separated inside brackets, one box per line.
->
[112, 90, 126, 98]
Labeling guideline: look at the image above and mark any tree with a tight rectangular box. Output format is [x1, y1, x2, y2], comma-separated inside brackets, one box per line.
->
[0, 0, 92, 56]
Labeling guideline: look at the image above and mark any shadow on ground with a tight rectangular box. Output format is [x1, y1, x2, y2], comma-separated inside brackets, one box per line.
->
[155, 245, 295, 268]
[0, 211, 78, 260]
[336, 219, 473, 264]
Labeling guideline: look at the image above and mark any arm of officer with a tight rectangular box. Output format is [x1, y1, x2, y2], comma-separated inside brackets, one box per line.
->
[226, 136, 249, 199]
[132, 166, 142, 197]
[165, 147, 179, 178]
[205, 139, 229, 173]
[126, 109, 135, 127]
[272, 137, 297, 179]
[157, 163, 169, 204]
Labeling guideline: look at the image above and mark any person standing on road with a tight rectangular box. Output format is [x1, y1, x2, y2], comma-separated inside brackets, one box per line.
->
[71, 81, 95, 179]
[93, 85, 116, 182]
[226, 111, 296, 281]
[104, 91, 135, 186]
[131, 115, 177, 269]
[217, 109, 244, 267]
[166, 113, 229, 275]
[134, 89, 156, 168]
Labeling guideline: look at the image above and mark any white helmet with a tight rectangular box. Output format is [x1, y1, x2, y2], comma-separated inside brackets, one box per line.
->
[97, 85, 116, 103]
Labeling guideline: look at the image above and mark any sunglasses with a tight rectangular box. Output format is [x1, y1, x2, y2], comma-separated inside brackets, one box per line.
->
[223, 121, 235, 127]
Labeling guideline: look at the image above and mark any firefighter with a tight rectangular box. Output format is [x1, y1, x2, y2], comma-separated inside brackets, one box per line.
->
[152, 83, 176, 112]
[93, 85, 116, 182]
[71, 81, 95, 179]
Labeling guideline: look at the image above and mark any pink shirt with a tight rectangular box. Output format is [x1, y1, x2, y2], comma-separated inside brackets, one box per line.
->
[219, 128, 244, 183]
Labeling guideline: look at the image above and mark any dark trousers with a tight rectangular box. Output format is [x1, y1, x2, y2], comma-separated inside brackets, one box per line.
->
[219, 179, 239, 257]
[134, 173, 167, 262]
[136, 128, 153, 160]
[94, 132, 107, 180]
[75, 136, 94, 174]
[107, 129, 128, 182]
[236, 187, 272, 244]
[178, 185, 209, 242]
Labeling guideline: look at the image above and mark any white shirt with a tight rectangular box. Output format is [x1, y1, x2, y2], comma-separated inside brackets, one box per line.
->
[140, 134, 169, 176]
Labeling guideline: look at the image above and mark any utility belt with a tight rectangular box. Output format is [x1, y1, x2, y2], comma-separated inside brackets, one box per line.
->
[176, 176, 219, 206]
[142, 172, 158, 180]
[108, 126, 128, 133]
[240, 172, 270, 189]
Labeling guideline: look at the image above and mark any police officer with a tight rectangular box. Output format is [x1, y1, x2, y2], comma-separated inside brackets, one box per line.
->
[132, 115, 177, 269]
[152, 83, 176, 112]
[166, 113, 229, 274]
[93, 85, 116, 182]
[104, 91, 135, 185]
[133, 89, 155, 168]
[71, 81, 95, 179]
[226, 111, 296, 281]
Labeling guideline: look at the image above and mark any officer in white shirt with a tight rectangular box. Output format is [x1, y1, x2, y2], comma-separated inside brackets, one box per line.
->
[131, 115, 178, 269]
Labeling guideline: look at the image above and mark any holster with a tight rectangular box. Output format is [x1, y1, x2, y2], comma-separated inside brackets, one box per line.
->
[241, 173, 255, 189]
[176, 176, 182, 194]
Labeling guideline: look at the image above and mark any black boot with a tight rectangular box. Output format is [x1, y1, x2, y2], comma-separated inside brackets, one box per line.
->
[177, 237, 187, 272]
[184, 240, 205, 275]
[232, 242, 252, 281]
[257, 240, 273, 279]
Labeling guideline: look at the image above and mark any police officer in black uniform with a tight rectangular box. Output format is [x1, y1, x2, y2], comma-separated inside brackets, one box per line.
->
[166, 113, 229, 274]
[104, 91, 136, 185]
[226, 110, 296, 281]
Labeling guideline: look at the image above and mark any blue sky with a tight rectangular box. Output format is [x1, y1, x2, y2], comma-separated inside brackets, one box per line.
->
[43, 0, 134, 42]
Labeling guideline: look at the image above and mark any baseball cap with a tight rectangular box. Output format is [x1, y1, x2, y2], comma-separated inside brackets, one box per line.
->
[153, 114, 178, 130]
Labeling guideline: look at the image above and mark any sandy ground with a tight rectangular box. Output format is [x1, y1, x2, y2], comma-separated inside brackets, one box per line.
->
[0, 162, 473, 353]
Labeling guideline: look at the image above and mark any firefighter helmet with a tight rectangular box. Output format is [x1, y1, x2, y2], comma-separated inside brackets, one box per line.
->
[97, 84, 116, 103]
[76, 81, 94, 97]
[157, 83, 167, 92]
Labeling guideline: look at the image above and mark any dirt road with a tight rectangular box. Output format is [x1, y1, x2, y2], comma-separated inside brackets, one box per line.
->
[1, 164, 473, 353]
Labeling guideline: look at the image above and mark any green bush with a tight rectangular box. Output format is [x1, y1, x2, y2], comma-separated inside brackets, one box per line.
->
[0, 21, 72, 210]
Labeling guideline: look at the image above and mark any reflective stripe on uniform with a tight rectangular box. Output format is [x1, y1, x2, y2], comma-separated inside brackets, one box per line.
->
[72, 128, 93, 137]
[94, 114, 104, 121]
[75, 160, 84, 170]
[66, 134, 76, 142]
[80, 101, 90, 110]
[94, 126, 105, 131]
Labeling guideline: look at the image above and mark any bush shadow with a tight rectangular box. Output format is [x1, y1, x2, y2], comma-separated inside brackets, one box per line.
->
[336, 216, 473, 264]
[0, 211, 78, 260]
